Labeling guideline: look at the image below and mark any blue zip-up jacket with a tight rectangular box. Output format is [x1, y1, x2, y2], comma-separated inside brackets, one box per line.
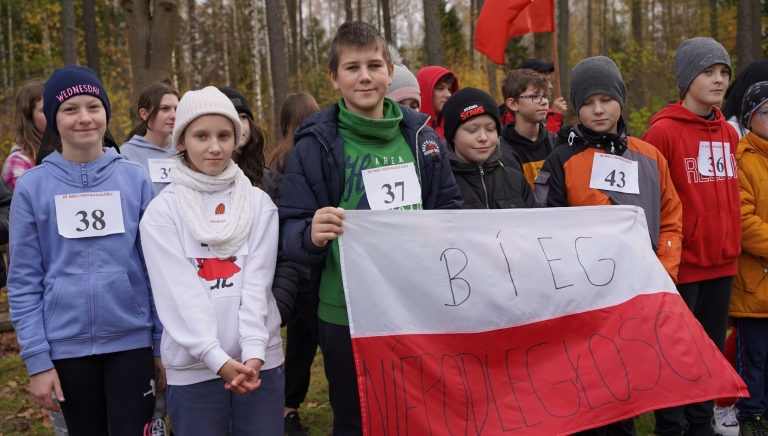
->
[8, 148, 162, 376]
[279, 102, 463, 288]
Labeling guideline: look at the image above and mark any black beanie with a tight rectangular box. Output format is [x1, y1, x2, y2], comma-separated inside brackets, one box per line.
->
[44, 65, 110, 136]
[217, 86, 254, 121]
[442, 87, 501, 146]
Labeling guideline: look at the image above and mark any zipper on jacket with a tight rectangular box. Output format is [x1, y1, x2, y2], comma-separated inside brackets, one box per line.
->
[413, 118, 429, 182]
[81, 163, 96, 353]
[479, 166, 489, 209]
[80, 163, 88, 186]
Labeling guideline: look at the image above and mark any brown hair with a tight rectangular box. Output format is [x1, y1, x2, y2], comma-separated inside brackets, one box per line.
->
[267, 93, 320, 173]
[436, 74, 456, 88]
[327, 22, 392, 79]
[14, 79, 46, 162]
[501, 69, 548, 102]
[125, 82, 180, 141]
[233, 115, 267, 189]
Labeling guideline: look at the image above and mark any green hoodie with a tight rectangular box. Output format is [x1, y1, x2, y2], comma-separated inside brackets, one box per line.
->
[318, 98, 422, 326]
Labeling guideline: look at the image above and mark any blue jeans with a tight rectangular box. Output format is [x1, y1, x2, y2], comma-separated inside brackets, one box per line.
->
[167, 367, 284, 436]
[736, 317, 768, 420]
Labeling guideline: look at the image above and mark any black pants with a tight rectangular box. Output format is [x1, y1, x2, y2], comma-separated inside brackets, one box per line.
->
[576, 419, 636, 436]
[318, 319, 361, 436]
[653, 276, 733, 436]
[284, 291, 320, 409]
[53, 347, 156, 436]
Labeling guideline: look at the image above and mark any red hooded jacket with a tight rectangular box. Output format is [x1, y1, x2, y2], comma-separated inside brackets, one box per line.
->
[641, 102, 741, 283]
[416, 66, 459, 140]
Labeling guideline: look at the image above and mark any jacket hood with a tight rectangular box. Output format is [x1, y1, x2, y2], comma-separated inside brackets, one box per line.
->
[416, 66, 459, 121]
[294, 101, 431, 149]
[448, 141, 503, 173]
[649, 101, 728, 133]
[41, 147, 124, 187]
[739, 131, 768, 159]
[122, 135, 174, 152]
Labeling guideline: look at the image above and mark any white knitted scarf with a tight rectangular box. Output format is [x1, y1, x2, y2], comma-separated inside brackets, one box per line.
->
[171, 158, 253, 259]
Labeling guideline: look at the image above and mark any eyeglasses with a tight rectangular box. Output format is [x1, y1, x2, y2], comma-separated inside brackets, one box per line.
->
[516, 93, 551, 104]
[757, 109, 768, 120]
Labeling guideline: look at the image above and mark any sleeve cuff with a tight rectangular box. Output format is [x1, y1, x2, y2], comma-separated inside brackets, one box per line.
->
[202, 346, 231, 375]
[302, 220, 331, 255]
[240, 339, 267, 364]
[24, 352, 54, 377]
[152, 338, 162, 357]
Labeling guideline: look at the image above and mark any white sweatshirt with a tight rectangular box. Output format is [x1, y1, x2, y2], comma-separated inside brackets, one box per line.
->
[140, 183, 283, 386]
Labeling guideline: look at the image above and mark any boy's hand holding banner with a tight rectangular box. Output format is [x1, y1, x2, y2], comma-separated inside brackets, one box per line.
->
[339, 206, 747, 436]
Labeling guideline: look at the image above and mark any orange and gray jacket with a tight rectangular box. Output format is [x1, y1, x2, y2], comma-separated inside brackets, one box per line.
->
[533, 124, 683, 281]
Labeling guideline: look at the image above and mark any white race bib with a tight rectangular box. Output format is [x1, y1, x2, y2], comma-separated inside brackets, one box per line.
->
[361, 162, 421, 210]
[148, 159, 176, 183]
[697, 141, 732, 177]
[589, 153, 640, 194]
[183, 198, 249, 258]
[54, 191, 126, 238]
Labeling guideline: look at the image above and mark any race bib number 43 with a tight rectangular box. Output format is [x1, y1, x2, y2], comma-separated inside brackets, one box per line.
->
[54, 191, 126, 238]
[589, 153, 640, 194]
[148, 159, 176, 183]
[361, 162, 421, 210]
[697, 141, 732, 177]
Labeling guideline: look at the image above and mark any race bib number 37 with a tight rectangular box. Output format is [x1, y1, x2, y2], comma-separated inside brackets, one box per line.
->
[148, 159, 176, 183]
[54, 191, 126, 238]
[589, 153, 640, 194]
[361, 162, 421, 210]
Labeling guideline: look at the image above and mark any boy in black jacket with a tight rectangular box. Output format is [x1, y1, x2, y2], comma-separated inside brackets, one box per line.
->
[444, 87, 533, 209]
[499, 68, 559, 187]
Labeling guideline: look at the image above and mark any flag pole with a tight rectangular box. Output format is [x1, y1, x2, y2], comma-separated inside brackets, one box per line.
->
[550, 30, 562, 99]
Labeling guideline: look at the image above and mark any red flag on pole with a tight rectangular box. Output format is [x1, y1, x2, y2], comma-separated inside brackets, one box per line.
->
[475, 0, 556, 65]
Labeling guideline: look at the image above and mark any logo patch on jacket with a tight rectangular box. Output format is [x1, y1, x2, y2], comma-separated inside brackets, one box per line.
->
[422, 140, 440, 157]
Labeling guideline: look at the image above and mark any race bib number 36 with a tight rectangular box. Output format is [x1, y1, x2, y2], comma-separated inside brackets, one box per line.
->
[589, 153, 640, 194]
[148, 159, 176, 183]
[361, 162, 421, 210]
[54, 191, 126, 238]
[697, 141, 732, 177]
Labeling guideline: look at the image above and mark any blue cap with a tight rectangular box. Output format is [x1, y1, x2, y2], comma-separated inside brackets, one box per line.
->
[43, 65, 110, 135]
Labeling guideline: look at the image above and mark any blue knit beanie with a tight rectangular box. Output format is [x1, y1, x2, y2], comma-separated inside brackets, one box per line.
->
[44, 65, 110, 135]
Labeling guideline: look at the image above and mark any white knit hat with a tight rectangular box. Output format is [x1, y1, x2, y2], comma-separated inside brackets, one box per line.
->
[172, 86, 243, 148]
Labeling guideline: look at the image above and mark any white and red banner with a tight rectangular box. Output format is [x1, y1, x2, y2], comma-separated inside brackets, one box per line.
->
[338, 206, 747, 435]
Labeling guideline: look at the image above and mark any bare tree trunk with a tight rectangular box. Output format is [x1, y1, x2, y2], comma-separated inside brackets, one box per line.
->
[630, 0, 644, 108]
[309, 0, 318, 67]
[534, 33, 553, 61]
[0, 1, 7, 96]
[710, 0, 718, 39]
[186, 0, 201, 88]
[265, 0, 289, 138]
[61, 0, 76, 65]
[601, 0, 607, 54]
[298, 0, 304, 89]
[83, 0, 102, 78]
[345, 0, 353, 22]
[586, 0, 593, 57]
[121, 0, 180, 123]
[357, 0, 362, 21]
[20, 4, 28, 80]
[41, 5, 53, 75]
[752, 0, 762, 60]
[247, 0, 264, 122]
[7, 2, 13, 91]
[381, 0, 392, 42]
[287, 0, 298, 77]
[737, 0, 755, 72]
[422, 0, 443, 65]
[220, 0, 231, 86]
[557, 0, 569, 100]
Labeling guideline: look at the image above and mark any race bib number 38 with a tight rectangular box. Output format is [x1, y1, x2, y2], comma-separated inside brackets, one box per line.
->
[589, 153, 640, 194]
[54, 191, 126, 238]
[148, 159, 176, 183]
[361, 162, 421, 210]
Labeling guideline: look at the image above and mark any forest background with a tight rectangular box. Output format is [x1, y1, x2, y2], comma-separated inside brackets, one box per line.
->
[0, 0, 765, 159]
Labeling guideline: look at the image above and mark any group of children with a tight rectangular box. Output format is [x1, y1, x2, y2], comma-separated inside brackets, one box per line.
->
[4, 18, 768, 436]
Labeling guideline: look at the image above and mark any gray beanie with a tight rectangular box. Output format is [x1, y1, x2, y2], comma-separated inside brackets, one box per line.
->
[674, 37, 731, 97]
[386, 45, 421, 106]
[570, 56, 627, 111]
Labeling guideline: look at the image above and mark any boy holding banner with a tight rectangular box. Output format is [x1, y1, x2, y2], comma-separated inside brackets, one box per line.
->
[534, 56, 683, 434]
[279, 22, 462, 435]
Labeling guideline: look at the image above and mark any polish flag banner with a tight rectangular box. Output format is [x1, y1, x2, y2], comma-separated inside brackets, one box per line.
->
[338, 206, 747, 436]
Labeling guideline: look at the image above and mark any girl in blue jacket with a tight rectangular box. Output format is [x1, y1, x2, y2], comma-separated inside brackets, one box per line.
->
[7, 65, 164, 435]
